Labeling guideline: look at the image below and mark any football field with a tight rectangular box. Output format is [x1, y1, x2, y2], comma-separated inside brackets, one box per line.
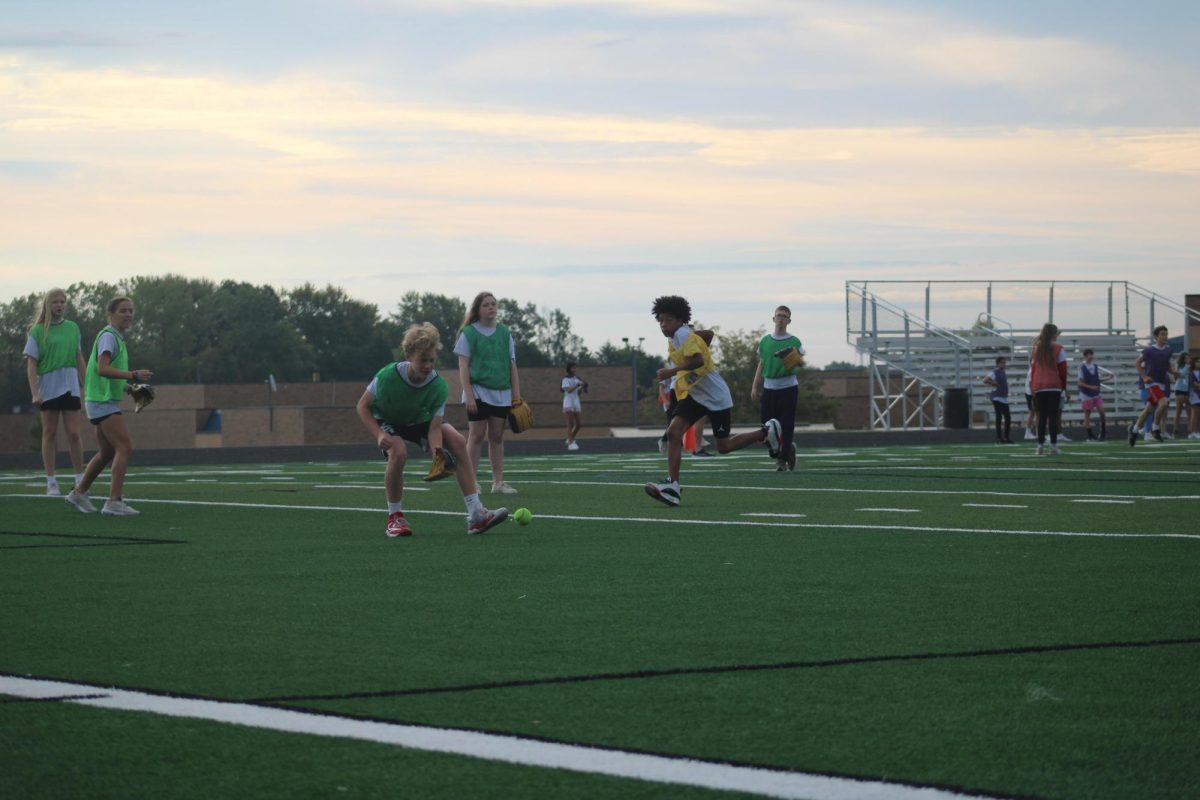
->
[2, 439, 1198, 799]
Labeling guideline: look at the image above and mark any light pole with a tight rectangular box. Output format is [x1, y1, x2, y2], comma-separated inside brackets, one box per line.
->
[622, 337, 645, 427]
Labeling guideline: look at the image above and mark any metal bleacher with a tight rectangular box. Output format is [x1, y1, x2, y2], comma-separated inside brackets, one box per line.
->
[846, 280, 1198, 431]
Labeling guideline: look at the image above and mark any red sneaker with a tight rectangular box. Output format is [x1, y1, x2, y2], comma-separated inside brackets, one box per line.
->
[386, 512, 412, 538]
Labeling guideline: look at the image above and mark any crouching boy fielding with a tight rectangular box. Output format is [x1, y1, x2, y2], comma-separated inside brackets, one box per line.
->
[356, 323, 508, 537]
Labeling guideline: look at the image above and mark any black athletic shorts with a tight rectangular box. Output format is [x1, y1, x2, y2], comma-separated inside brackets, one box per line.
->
[41, 393, 82, 412]
[466, 399, 510, 422]
[673, 395, 732, 439]
[89, 411, 121, 426]
[377, 419, 432, 458]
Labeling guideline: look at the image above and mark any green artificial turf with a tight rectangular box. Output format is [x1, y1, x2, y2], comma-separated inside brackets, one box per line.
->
[2, 441, 1198, 798]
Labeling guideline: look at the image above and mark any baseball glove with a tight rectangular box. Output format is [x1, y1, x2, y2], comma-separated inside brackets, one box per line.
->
[508, 398, 534, 434]
[129, 382, 156, 413]
[422, 446, 457, 482]
[774, 347, 805, 371]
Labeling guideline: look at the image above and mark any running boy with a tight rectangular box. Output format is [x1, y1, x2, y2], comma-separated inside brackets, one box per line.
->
[982, 356, 1013, 444]
[357, 322, 508, 537]
[1129, 325, 1176, 446]
[644, 296, 781, 507]
[1077, 349, 1106, 441]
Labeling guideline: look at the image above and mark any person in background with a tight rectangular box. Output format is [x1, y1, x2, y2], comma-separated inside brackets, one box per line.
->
[24, 288, 86, 495]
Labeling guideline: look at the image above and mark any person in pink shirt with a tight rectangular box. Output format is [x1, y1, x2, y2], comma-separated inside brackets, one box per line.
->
[1029, 323, 1068, 455]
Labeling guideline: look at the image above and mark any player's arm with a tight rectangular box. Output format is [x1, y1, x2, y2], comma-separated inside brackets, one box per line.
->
[25, 353, 40, 404]
[751, 359, 764, 401]
[656, 353, 702, 380]
[509, 359, 521, 404]
[457, 354, 477, 413]
[427, 414, 445, 451]
[356, 390, 392, 451]
[1135, 353, 1148, 384]
[76, 348, 86, 387]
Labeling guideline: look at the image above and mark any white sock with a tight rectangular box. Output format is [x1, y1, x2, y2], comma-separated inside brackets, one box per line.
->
[75, 473, 84, 485]
[387, 501, 402, 513]
[47, 476, 59, 487]
[464, 492, 483, 515]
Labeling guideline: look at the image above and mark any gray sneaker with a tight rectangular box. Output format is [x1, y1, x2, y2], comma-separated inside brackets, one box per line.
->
[491, 482, 517, 495]
[100, 499, 140, 516]
[644, 480, 681, 507]
[65, 490, 97, 514]
[467, 507, 508, 534]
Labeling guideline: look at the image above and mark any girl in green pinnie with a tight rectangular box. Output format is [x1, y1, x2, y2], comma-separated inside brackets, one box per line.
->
[24, 288, 87, 496]
[65, 297, 154, 516]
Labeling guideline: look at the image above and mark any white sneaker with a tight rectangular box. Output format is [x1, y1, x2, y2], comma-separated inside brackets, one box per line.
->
[46, 481, 62, 497]
[491, 482, 517, 495]
[1024, 429, 1037, 440]
[100, 499, 140, 516]
[64, 489, 96, 514]
[1035, 445, 1045, 456]
[657, 436, 668, 455]
[644, 479, 681, 507]
[1050, 445, 1061, 456]
[1057, 434, 1071, 442]
[764, 419, 782, 458]
[567, 441, 580, 451]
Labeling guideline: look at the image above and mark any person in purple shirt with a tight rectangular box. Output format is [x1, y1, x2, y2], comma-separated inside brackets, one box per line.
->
[982, 356, 1013, 444]
[1128, 326, 1177, 446]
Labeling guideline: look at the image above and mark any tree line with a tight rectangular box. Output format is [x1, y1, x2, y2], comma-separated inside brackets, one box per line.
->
[2, 276, 836, 424]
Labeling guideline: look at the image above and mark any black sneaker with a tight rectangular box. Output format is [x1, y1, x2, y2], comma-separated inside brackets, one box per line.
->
[1152, 429, 1164, 442]
[1128, 425, 1138, 447]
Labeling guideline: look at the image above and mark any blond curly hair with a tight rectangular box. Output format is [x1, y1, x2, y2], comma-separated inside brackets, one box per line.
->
[402, 322, 442, 358]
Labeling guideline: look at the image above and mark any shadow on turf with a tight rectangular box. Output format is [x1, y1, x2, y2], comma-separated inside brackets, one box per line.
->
[247, 636, 1200, 703]
[0, 530, 187, 551]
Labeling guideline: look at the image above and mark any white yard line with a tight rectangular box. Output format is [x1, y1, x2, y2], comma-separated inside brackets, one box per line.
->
[1071, 499, 1135, 505]
[962, 504, 1028, 509]
[857, 508, 921, 513]
[9, 495, 1195, 540]
[0, 676, 996, 800]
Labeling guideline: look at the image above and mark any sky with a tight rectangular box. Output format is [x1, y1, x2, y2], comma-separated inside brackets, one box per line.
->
[2, 0, 1199, 365]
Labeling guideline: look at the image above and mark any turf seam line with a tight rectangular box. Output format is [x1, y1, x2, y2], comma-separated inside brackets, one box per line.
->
[246, 636, 1200, 703]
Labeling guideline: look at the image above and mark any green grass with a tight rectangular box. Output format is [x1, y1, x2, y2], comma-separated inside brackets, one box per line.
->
[2, 440, 1198, 798]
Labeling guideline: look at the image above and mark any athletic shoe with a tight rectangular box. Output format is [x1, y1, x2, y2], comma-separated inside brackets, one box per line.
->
[1050, 445, 1061, 456]
[691, 447, 714, 458]
[775, 461, 787, 472]
[491, 482, 518, 495]
[385, 512, 412, 538]
[1002, 438, 1015, 445]
[100, 499, 140, 516]
[1151, 429, 1164, 443]
[64, 490, 96, 514]
[1035, 445, 1045, 456]
[567, 441, 580, 451]
[644, 480, 681, 507]
[785, 445, 797, 470]
[1058, 433, 1071, 443]
[764, 419, 782, 458]
[1128, 424, 1138, 447]
[1024, 429, 1037, 440]
[467, 507, 508, 535]
[1086, 428, 1097, 441]
[45, 481, 61, 497]
[657, 436, 668, 455]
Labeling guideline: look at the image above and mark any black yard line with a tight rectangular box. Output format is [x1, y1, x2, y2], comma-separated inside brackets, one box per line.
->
[246, 635, 1200, 704]
[0, 530, 186, 550]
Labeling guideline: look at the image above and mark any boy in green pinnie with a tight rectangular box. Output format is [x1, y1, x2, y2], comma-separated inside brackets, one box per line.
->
[356, 323, 508, 538]
[750, 305, 805, 471]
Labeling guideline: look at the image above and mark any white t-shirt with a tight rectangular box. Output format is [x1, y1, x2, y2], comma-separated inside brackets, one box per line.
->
[562, 376, 582, 410]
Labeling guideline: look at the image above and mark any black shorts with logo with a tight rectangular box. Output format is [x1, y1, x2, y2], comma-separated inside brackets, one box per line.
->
[467, 399, 510, 422]
[377, 419, 432, 458]
[672, 395, 733, 439]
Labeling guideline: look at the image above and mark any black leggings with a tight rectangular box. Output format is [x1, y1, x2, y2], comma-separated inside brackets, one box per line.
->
[992, 400, 1011, 441]
[1034, 391, 1061, 444]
